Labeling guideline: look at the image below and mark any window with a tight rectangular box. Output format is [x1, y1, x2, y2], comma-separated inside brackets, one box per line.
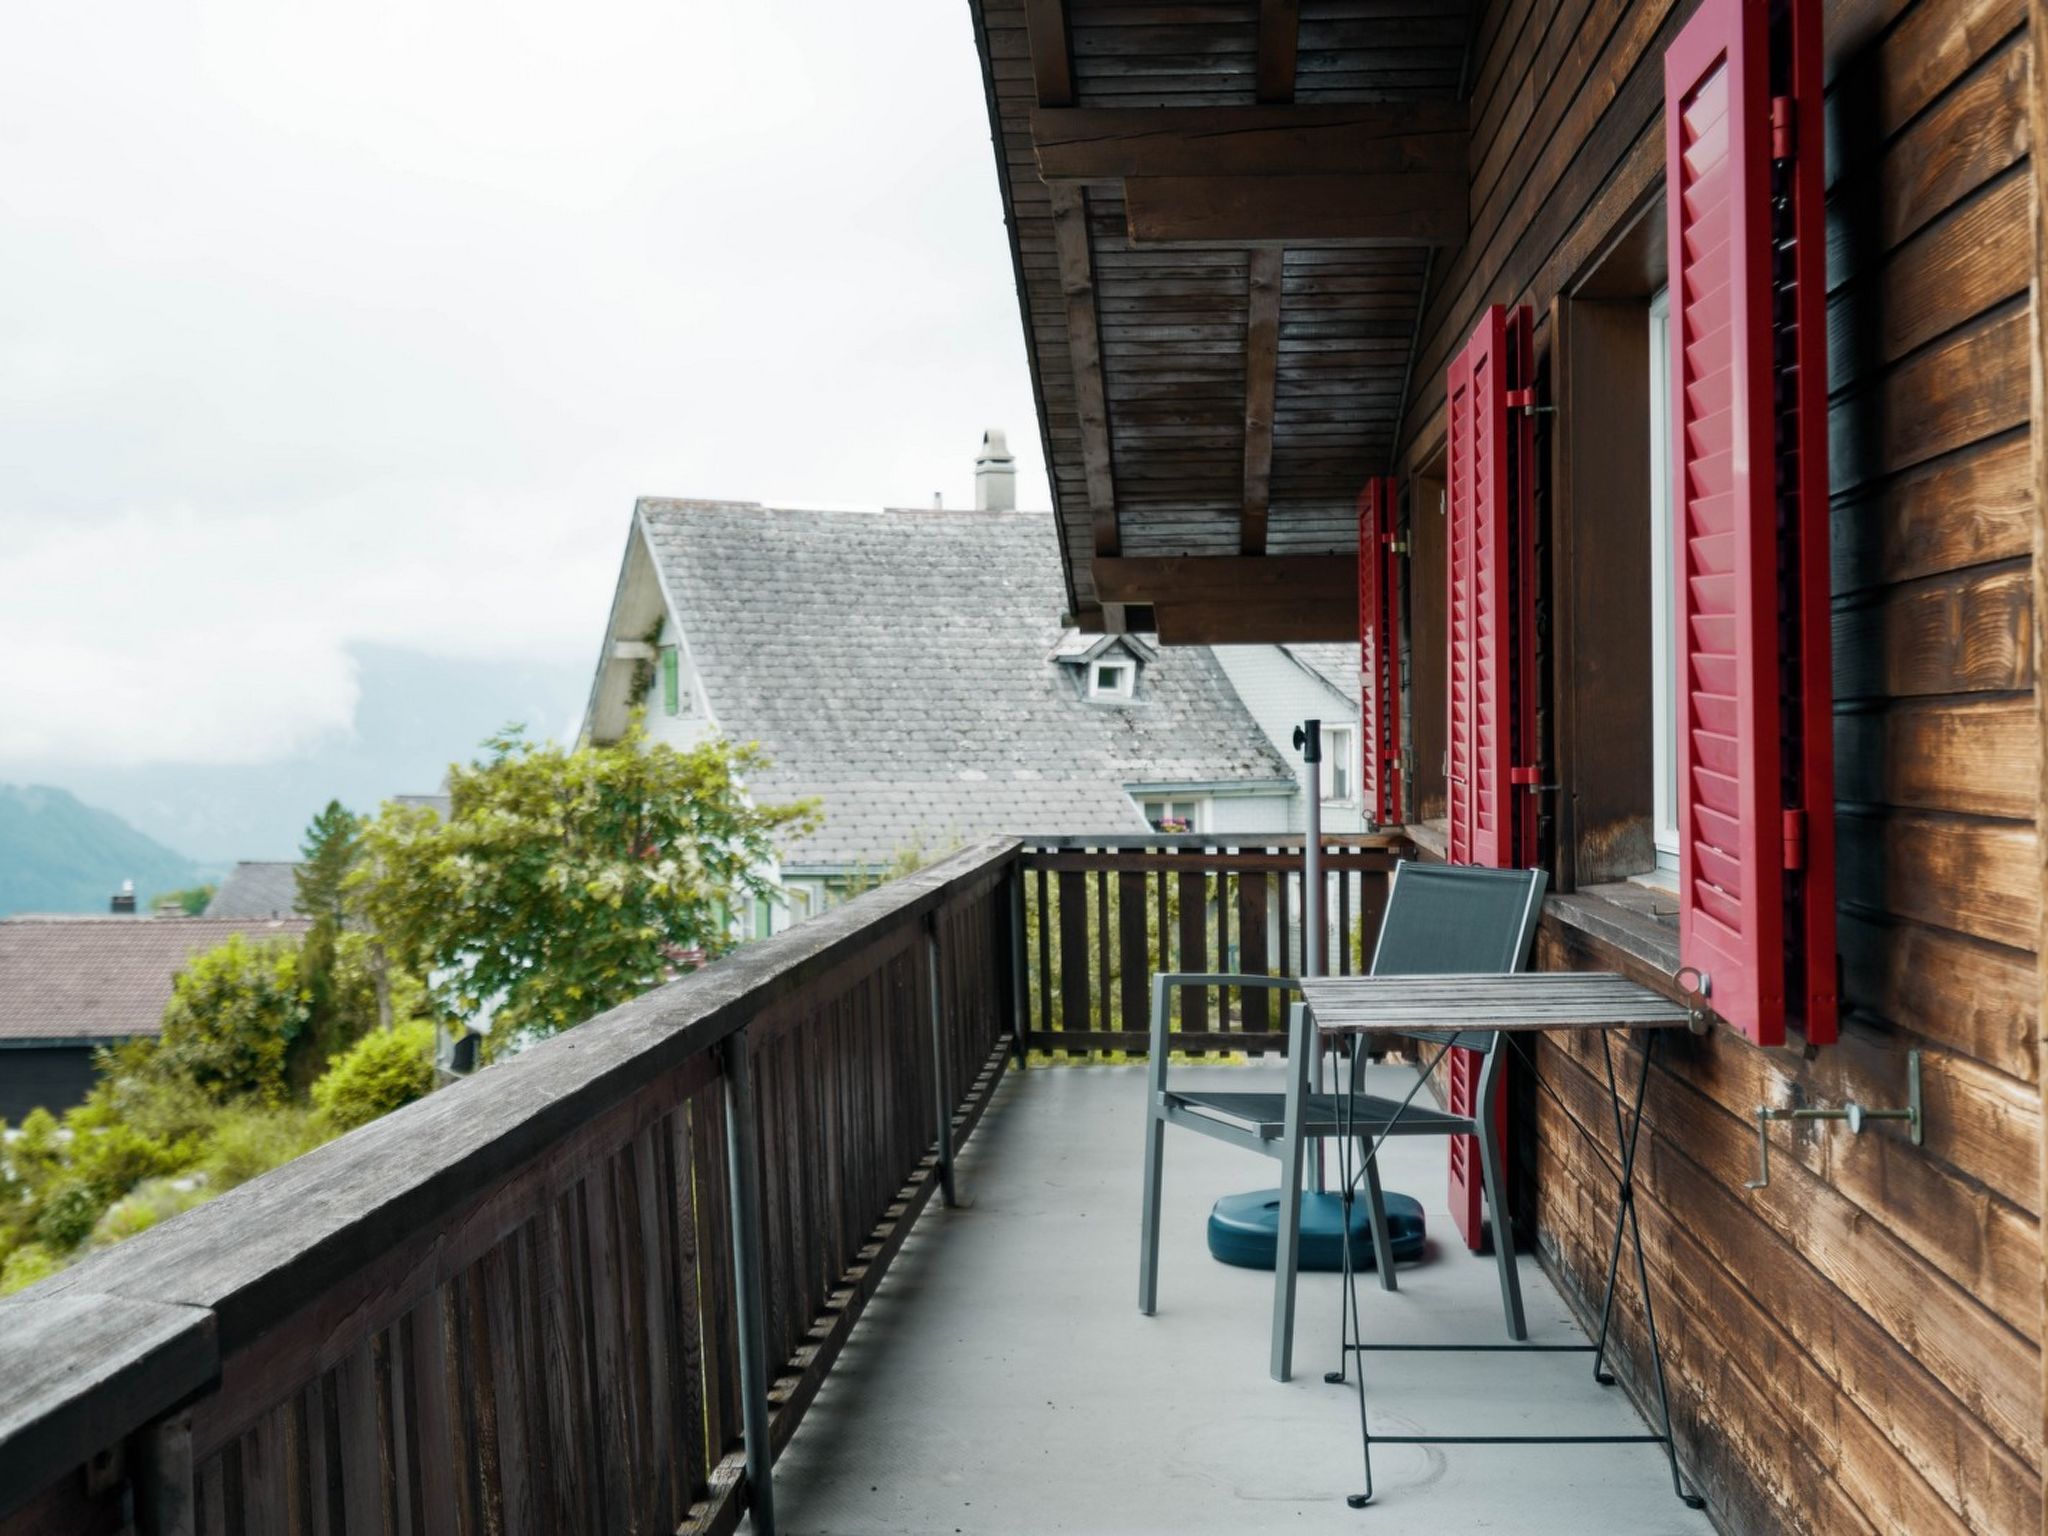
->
[1320, 726, 1357, 803]
[1090, 660, 1134, 700]
[1143, 798, 1204, 833]
[660, 646, 681, 716]
[1647, 290, 1679, 882]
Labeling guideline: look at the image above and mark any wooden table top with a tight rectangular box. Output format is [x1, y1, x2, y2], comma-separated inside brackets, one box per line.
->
[1299, 972, 1694, 1034]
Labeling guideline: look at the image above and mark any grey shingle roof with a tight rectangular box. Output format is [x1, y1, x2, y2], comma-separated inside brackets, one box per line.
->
[205, 861, 303, 919]
[0, 916, 312, 1044]
[1283, 644, 1362, 703]
[636, 501, 1294, 867]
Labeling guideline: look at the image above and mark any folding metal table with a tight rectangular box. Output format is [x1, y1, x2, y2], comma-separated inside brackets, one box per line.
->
[1293, 972, 1707, 1512]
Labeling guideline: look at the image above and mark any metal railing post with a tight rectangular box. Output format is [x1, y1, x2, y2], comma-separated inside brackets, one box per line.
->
[1296, 721, 1327, 1193]
[720, 1028, 776, 1536]
[926, 915, 960, 1207]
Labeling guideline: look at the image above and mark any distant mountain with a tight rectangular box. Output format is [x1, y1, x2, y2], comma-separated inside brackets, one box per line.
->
[0, 785, 207, 916]
[10, 645, 589, 862]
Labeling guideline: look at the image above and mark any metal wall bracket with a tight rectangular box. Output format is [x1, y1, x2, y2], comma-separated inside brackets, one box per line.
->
[1745, 1050, 1923, 1190]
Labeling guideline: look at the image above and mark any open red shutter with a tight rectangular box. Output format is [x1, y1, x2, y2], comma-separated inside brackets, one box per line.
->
[1358, 476, 1402, 826]
[1466, 308, 1513, 869]
[1358, 483, 1384, 823]
[1446, 348, 1477, 864]
[1378, 481, 1404, 825]
[1665, 0, 1834, 1047]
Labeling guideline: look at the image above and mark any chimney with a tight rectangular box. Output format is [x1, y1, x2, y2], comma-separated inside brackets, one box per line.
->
[110, 879, 137, 915]
[975, 427, 1016, 511]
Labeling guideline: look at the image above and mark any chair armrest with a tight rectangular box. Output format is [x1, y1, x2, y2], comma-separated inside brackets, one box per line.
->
[1153, 972, 1301, 991]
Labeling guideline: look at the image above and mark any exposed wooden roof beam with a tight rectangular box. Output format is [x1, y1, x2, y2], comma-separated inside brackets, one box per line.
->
[1032, 103, 1465, 183]
[1050, 184, 1120, 565]
[1240, 249, 1282, 556]
[1255, 0, 1300, 103]
[1094, 553, 1349, 604]
[1151, 599, 1358, 645]
[1124, 172, 1466, 248]
[1024, 0, 1073, 106]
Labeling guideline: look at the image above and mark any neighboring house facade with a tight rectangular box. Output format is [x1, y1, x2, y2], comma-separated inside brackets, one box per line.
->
[0, 915, 311, 1119]
[1210, 643, 1371, 833]
[581, 445, 1308, 930]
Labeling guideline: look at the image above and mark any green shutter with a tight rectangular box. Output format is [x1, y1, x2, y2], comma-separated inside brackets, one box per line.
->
[661, 647, 680, 715]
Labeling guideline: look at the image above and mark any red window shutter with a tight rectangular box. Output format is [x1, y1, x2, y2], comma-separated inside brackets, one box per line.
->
[1358, 483, 1384, 823]
[1665, 0, 1834, 1047]
[1378, 481, 1405, 825]
[1358, 476, 1402, 825]
[1445, 348, 1477, 864]
[1445, 306, 1525, 871]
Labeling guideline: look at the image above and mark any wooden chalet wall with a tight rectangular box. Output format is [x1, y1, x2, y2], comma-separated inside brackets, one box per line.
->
[1394, 0, 2045, 1530]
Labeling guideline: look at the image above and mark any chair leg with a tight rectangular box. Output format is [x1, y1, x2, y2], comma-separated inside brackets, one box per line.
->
[1269, 1002, 1312, 1382]
[1139, 1106, 1165, 1315]
[1475, 1103, 1526, 1341]
[1361, 1143, 1398, 1292]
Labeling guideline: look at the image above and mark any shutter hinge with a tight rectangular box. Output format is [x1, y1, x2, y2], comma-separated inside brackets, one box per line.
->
[1505, 387, 1554, 416]
[1510, 764, 1552, 790]
[1384, 534, 1409, 555]
[1782, 809, 1807, 871]
[1771, 96, 1796, 160]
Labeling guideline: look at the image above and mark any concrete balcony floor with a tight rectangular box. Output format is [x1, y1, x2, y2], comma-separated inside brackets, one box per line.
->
[758, 1063, 1718, 1535]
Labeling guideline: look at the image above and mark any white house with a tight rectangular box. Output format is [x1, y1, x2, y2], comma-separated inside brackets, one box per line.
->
[580, 435, 1341, 932]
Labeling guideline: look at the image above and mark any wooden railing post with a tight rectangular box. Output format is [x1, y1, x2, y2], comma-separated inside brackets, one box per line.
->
[720, 1027, 777, 1536]
[926, 915, 959, 1207]
[1008, 857, 1031, 1066]
[134, 1407, 194, 1536]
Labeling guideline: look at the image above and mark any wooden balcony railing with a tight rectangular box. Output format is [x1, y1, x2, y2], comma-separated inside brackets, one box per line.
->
[1017, 833, 1409, 1056]
[0, 840, 1017, 1536]
[0, 831, 1408, 1536]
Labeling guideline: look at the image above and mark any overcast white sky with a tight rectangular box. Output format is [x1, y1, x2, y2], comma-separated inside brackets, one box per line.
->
[0, 2, 1048, 771]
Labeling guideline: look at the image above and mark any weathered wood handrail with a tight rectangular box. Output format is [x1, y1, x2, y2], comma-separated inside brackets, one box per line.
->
[0, 838, 1020, 1536]
[1016, 833, 1411, 1055]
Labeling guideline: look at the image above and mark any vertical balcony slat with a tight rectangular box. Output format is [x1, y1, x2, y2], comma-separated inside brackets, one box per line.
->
[1239, 873, 1270, 1039]
[1178, 867, 1208, 1040]
[1095, 867, 1111, 1042]
[1057, 869, 1088, 1047]
[1118, 867, 1148, 1036]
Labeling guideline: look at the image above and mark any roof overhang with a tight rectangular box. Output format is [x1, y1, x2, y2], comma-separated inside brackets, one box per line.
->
[969, 0, 1475, 642]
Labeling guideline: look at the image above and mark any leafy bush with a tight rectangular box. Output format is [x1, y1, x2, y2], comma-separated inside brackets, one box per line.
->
[312, 1021, 438, 1132]
[0, 1243, 59, 1295]
[33, 1179, 103, 1251]
[90, 1177, 211, 1246]
[200, 1107, 328, 1190]
[67, 1121, 186, 1204]
[155, 935, 312, 1103]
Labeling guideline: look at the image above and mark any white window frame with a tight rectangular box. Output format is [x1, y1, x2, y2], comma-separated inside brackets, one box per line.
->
[1648, 289, 1680, 881]
[1320, 725, 1357, 803]
[1142, 798, 1205, 833]
[1089, 659, 1136, 700]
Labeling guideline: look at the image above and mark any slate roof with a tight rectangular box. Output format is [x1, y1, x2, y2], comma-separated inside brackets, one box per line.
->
[1283, 644, 1362, 703]
[632, 501, 1295, 867]
[205, 861, 303, 919]
[0, 916, 313, 1044]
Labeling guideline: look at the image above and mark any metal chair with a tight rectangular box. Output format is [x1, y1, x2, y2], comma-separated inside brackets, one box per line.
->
[1137, 860, 1548, 1380]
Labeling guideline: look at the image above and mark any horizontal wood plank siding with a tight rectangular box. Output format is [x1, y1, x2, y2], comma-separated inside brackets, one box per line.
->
[1400, 0, 2042, 1529]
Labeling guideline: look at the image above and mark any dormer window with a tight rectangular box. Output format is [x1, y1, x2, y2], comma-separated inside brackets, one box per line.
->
[1050, 628, 1155, 705]
[1090, 660, 1135, 700]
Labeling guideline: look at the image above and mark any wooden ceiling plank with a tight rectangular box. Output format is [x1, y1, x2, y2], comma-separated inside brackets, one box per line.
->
[1255, 0, 1301, 103]
[1023, 0, 1073, 107]
[1240, 249, 1283, 556]
[1050, 183, 1121, 558]
[1125, 173, 1467, 247]
[1152, 597, 1360, 645]
[1031, 103, 1465, 183]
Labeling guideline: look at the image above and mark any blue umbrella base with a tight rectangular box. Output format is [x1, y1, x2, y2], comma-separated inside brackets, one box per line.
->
[1207, 1187, 1427, 1272]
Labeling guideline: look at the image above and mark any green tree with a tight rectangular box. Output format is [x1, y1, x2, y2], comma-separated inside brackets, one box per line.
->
[354, 720, 814, 1055]
[153, 934, 312, 1103]
[295, 800, 363, 928]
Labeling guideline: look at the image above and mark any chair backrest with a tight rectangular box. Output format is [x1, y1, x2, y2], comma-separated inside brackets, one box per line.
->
[1368, 860, 1547, 982]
